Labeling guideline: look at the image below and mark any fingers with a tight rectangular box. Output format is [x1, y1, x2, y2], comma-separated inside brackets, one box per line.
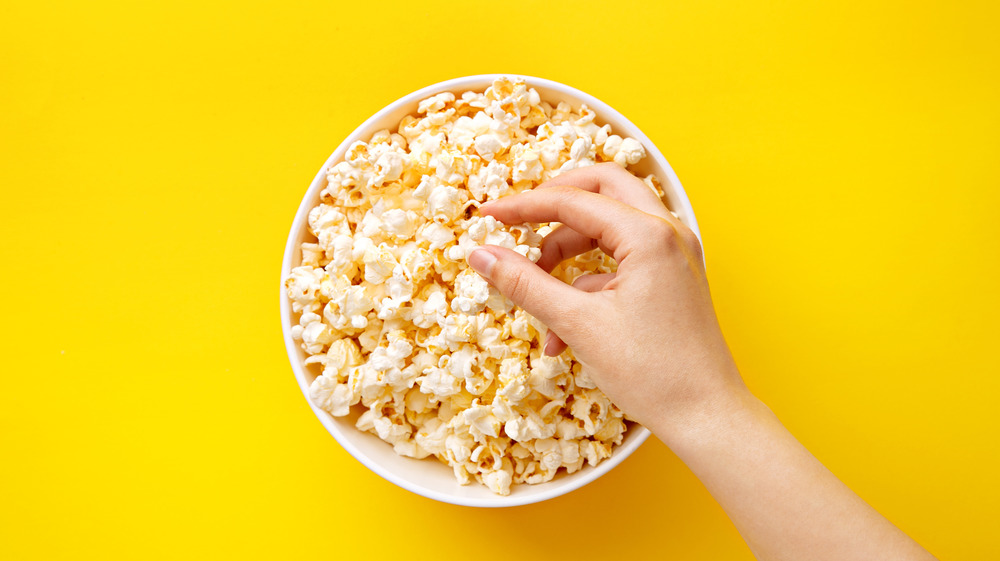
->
[542, 331, 567, 356]
[467, 246, 585, 335]
[536, 162, 674, 221]
[495, 164, 683, 272]
[536, 225, 599, 273]
[571, 272, 616, 292]
[544, 273, 616, 356]
[480, 186, 651, 264]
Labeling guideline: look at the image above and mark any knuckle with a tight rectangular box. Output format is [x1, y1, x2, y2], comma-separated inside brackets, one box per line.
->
[594, 161, 626, 175]
[672, 222, 705, 261]
[683, 230, 703, 256]
[646, 219, 680, 252]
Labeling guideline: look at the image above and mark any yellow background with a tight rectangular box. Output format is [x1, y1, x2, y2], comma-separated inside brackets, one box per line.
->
[2, 1, 998, 559]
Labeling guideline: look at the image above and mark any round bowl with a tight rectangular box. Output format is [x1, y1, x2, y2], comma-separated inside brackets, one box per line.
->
[280, 74, 700, 507]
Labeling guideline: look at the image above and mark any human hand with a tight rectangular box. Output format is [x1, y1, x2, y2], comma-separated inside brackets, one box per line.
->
[468, 163, 748, 435]
[470, 163, 937, 560]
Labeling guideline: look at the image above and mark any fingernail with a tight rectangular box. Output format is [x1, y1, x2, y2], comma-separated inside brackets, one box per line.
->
[468, 247, 497, 279]
[543, 332, 557, 356]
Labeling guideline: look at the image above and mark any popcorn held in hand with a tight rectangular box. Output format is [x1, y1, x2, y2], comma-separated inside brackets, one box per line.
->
[286, 76, 660, 496]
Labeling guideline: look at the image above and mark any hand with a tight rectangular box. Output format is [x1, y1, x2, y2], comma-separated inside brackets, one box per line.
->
[468, 163, 748, 434]
[469, 164, 937, 561]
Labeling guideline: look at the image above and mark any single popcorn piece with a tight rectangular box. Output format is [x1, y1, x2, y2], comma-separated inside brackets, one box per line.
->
[286, 76, 669, 495]
[363, 243, 397, 284]
[451, 269, 490, 315]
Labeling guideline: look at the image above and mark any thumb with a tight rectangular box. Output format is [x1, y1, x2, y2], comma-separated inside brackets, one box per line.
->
[467, 245, 583, 333]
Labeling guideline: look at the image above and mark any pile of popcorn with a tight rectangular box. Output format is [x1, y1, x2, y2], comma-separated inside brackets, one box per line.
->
[286, 77, 665, 495]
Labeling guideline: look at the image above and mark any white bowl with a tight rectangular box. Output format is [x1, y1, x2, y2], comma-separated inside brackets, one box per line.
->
[280, 74, 701, 507]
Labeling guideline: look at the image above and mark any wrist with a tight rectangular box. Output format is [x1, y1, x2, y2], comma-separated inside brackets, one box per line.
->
[645, 377, 763, 451]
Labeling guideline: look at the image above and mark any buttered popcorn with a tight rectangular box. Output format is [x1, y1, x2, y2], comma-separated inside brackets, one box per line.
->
[286, 77, 666, 495]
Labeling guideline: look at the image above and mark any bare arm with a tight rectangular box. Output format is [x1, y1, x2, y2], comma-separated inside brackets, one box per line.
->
[468, 163, 936, 561]
[659, 391, 934, 561]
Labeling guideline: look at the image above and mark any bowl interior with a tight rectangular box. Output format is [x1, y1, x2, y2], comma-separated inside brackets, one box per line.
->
[281, 75, 698, 507]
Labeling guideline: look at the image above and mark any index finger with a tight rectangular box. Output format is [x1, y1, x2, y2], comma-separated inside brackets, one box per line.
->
[479, 186, 655, 264]
[536, 162, 674, 222]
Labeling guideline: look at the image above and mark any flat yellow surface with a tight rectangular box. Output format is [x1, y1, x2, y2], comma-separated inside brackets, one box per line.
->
[2, 1, 998, 559]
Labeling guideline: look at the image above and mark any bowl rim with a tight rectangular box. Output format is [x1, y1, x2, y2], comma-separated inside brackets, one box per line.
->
[280, 74, 699, 507]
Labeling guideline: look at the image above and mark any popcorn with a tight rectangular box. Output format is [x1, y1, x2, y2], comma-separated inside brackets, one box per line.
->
[329, 284, 373, 330]
[462, 400, 502, 441]
[467, 160, 511, 202]
[602, 135, 646, 167]
[425, 185, 467, 223]
[481, 465, 513, 496]
[416, 221, 456, 251]
[418, 92, 455, 115]
[451, 269, 490, 315]
[285, 266, 324, 314]
[287, 77, 663, 495]
[363, 243, 397, 284]
[310, 375, 357, 417]
[419, 365, 463, 398]
[300, 318, 334, 354]
[473, 134, 505, 161]
[317, 338, 363, 379]
[411, 286, 448, 329]
[505, 408, 557, 443]
[614, 137, 645, 167]
[511, 144, 543, 183]
[380, 209, 418, 240]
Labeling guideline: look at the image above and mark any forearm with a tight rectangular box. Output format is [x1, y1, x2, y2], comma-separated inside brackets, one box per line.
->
[651, 388, 936, 561]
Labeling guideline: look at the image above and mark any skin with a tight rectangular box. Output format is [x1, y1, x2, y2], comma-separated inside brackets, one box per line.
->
[467, 163, 937, 561]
